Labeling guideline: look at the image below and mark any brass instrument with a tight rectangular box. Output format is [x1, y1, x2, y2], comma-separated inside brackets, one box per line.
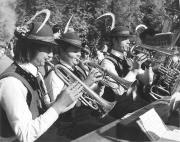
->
[132, 43, 180, 101]
[84, 61, 137, 94]
[129, 43, 179, 67]
[148, 57, 180, 101]
[130, 44, 177, 56]
[46, 61, 116, 118]
[122, 42, 180, 101]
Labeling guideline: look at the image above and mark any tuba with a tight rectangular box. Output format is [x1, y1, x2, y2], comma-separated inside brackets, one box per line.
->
[46, 61, 116, 118]
[133, 31, 180, 101]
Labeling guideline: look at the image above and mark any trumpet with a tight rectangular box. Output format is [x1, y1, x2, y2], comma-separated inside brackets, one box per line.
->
[130, 44, 177, 56]
[46, 61, 116, 118]
[84, 61, 136, 94]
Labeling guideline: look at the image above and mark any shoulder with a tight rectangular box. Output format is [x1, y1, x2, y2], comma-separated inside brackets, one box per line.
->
[0, 76, 27, 88]
[101, 57, 116, 67]
[0, 76, 28, 99]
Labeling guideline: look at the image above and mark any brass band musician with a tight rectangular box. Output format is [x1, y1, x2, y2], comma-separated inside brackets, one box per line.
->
[100, 26, 154, 118]
[45, 27, 115, 140]
[0, 10, 82, 142]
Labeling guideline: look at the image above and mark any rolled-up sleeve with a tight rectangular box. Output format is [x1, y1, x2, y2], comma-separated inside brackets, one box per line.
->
[101, 59, 119, 76]
[0, 77, 58, 142]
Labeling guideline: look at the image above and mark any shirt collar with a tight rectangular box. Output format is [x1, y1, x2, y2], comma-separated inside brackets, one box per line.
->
[19, 63, 38, 77]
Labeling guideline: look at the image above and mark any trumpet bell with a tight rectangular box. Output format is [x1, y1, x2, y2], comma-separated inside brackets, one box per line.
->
[99, 101, 117, 118]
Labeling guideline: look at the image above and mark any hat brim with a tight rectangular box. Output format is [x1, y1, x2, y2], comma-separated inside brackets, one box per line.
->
[30, 39, 58, 47]
[56, 38, 82, 49]
[27, 34, 58, 47]
[112, 33, 133, 37]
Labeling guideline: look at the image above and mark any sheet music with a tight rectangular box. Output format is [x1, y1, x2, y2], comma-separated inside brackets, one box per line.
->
[138, 108, 180, 141]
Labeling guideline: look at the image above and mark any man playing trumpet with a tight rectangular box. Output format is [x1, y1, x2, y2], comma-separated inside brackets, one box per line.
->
[0, 10, 83, 142]
[100, 26, 154, 118]
[45, 25, 115, 139]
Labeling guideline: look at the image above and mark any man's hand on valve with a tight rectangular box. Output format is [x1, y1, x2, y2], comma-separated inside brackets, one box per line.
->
[132, 53, 148, 70]
[52, 81, 84, 114]
[84, 68, 103, 86]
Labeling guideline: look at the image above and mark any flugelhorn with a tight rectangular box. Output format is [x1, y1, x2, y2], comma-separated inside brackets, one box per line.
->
[84, 61, 136, 94]
[46, 61, 116, 118]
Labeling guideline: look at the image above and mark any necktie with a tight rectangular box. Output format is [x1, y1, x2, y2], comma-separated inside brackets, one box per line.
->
[36, 73, 50, 109]
[36, 74, 46, 97]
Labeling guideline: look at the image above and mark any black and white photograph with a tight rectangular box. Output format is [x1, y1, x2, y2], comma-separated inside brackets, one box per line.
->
[0, 0, 180, 141]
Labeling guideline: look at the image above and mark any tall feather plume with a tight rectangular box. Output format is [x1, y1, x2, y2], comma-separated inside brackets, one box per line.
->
[64, 15, 73, 34]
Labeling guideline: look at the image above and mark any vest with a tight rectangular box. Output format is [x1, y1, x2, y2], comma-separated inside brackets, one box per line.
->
[100, 54, 130, 102]
[0, 62, 46, 137]
[104, 54, 130, 77]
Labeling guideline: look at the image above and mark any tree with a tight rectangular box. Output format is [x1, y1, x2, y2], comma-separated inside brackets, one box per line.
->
[15, 0, 180, 51]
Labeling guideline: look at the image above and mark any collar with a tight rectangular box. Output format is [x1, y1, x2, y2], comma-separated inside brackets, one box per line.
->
[19, 63, 38, 77]
[111, 49, 124, 60]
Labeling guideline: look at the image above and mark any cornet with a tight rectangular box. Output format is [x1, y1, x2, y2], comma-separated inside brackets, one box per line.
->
[46, 61, 116, 118]
[130, 44, 178, 56]
[84, 61, 137, 94]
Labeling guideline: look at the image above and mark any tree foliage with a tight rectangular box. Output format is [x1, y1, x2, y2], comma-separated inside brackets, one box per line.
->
[15, 0, 180, 50]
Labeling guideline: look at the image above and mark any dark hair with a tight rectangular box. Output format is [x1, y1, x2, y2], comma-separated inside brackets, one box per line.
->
[14, 39, 52, 63]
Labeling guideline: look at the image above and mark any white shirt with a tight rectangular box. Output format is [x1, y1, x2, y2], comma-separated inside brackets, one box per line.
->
[45, 70, 65, 102]
[45, 61, 72, 102]
[101, 58, 125, 95]
[0, 63, 58, 142]
[101, 55, 153, 94]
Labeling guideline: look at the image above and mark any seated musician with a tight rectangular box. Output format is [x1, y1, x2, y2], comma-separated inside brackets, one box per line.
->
[100, 26, 154, 118]
[0, 15, 82, 142]
[45, 28, 115, 139]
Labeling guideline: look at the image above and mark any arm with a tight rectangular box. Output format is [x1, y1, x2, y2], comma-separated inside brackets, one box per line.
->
[0, 76, 81, 142]
[101, 59, 125, 96]
[136, 66, 154, 85]
[0, 77, 59, 142]
[130, 53, 154, 85]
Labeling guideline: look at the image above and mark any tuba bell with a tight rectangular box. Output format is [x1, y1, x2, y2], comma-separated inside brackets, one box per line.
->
[46, 61, 116, 118]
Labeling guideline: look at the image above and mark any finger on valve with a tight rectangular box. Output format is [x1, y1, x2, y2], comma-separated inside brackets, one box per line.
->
[69, 82, 83, 101]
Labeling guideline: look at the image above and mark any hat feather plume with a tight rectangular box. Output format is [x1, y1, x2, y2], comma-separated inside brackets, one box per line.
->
[26, 9, 51, 33]
[64, 15, 73, 34]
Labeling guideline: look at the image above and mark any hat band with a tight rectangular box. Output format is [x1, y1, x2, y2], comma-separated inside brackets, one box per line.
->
[120, 31, 130, 35]
[63, 39, 81, 46]
[28, 34, 55, 43]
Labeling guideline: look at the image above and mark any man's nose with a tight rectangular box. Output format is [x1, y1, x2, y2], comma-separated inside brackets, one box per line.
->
[48, 52, 53, 60]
